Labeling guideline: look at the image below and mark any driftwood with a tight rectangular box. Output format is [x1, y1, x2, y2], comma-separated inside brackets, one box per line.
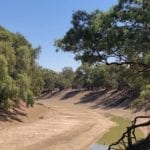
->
[108, 116, 150, 150]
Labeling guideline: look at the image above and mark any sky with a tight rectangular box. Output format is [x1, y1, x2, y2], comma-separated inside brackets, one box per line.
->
[0, 0, 118, 72]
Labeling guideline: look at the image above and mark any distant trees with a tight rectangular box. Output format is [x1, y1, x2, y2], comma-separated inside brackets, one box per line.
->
[58, 67, 75, 89]
[74, 64, 125, 90]
[41, 68, 57, 92]
[39, 64, 120, 92]
[0, 0, 149, 110]
[73, 64, 116, 90]
[74, 63, 93, 89]
[39, 67, 75, 93]
[55, 0, 150, 107]
[0, 25, 78, 110]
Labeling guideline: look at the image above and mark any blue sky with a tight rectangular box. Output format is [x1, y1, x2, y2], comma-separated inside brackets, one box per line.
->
[0, 0, 118, 72]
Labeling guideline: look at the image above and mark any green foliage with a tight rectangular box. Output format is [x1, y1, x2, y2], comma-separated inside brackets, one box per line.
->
[55, 76, 70, 89]
[31, 66, 44, 96]
[133, 85, 150, 107]
[0, 26, 12, 42]
[74, 64, 118, 90]
[0, 42, 16, 75]
[1, 0, 149, 109]
[41, 68, 57, 91]
[16, 46, 31, 72]
[56, 0, 150, 68]
[74, 63, 93, 89]
[55, 67, 75, 89]
[61, 67, 75, 84]
[140, 85, 150, 101]
[0, 26, 42, 109]
[26, 90, 34, 107]
[38, 67, 75, 92]
[55, 0, 150, 107]
[16, 73, 30, 99]
[0, 54, 8, 78]
[0, 75, 18, 108]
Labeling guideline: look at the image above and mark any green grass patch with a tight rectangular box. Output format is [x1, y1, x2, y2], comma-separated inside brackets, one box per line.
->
[96, 114, 144, 145]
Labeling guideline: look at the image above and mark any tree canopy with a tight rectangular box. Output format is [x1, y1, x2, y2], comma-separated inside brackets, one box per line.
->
[55, 0, 150, 107]
[55, 0, 150, 71]
[0, 26, 42, 108]
[0, 0, 149, 110]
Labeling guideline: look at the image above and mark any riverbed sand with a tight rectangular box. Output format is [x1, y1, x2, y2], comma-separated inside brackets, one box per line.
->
[0, 90, 149, 150]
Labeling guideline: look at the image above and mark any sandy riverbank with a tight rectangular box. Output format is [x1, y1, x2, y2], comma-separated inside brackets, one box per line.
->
[0, 90, 149, 150]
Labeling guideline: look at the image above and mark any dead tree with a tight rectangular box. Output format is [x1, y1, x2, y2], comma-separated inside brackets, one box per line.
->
[108, 116, 150, 150]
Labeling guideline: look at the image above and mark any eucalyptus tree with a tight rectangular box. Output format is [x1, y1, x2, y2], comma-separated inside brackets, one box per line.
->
[55, 0, 150, 106]
[55, 0, 150, 71]
[0, 26, 43, 108]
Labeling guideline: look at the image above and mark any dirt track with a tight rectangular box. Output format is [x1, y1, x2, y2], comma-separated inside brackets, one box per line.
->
[0, 90, 149, 150]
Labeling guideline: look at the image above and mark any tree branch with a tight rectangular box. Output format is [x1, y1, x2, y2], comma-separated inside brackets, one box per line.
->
[108, 116, 150, 150]
[106, 61, 150, 70]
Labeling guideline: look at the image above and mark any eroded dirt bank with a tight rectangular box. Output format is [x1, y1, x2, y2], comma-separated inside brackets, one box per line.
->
[0, 90, 149, 150]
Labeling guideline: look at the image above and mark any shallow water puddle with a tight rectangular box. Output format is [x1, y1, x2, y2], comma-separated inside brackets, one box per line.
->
[90, 114, 144, 150]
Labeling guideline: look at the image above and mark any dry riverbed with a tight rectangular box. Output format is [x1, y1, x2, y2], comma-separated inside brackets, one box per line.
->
[0, 90, 149, 150]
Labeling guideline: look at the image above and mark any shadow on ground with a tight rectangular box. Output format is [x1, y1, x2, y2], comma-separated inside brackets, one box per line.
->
[75, 89, 108, 104]
[73, 89, 139, 110]
[0, 107, 26, 122]
[61, 90, 81, 100]
[92, 89, 139, 109]
[38, 90, 61, 100]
